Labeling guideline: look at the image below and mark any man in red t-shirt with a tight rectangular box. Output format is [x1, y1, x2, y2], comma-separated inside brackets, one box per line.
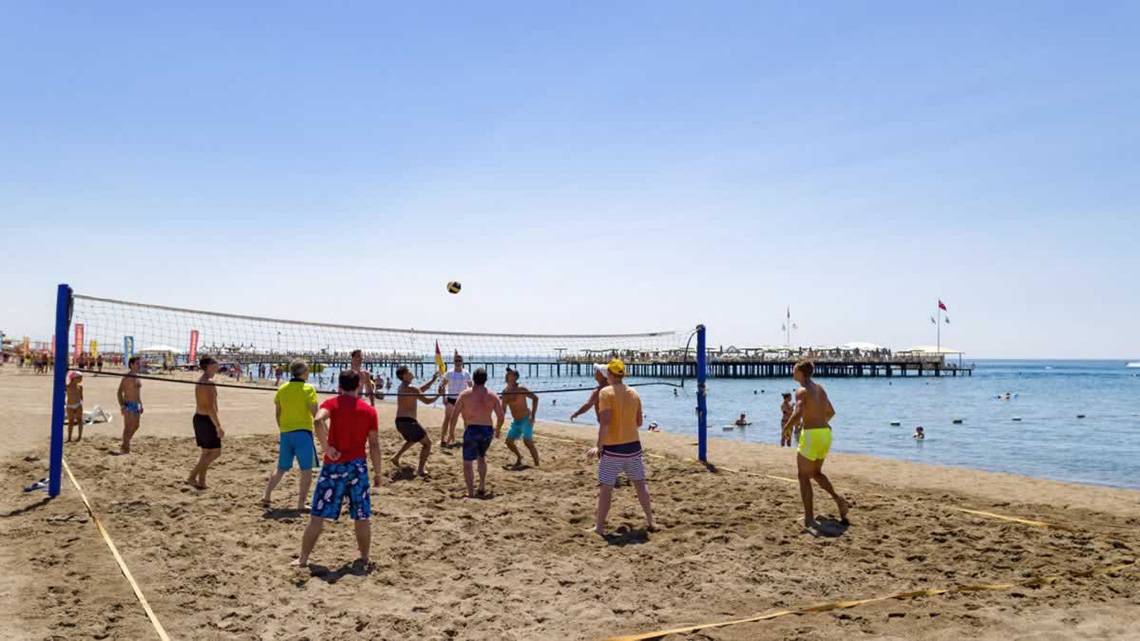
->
[296, 370, 382, 569]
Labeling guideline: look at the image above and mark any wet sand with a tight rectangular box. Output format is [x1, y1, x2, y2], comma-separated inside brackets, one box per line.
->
[1, 368, 1138, 640]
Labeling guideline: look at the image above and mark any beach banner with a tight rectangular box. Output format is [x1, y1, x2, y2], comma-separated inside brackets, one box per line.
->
[74, 324, 84, 358]
[90, 340, 98, 359]
[124, 336, 135, 364]
[188, 329, 200, 363]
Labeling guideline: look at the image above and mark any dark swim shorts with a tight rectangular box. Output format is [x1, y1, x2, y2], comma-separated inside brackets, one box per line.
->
[193, 413, 221, 449]
[462, 425, 494, 461]
[395, 417, 428, 443]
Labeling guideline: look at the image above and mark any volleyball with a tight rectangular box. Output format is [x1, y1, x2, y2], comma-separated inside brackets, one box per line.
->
[447, 281, 462, 294]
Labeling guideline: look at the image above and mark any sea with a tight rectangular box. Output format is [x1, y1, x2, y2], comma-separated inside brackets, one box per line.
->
[263, 360, 1140, 490]
[636, 359, 1140, 490]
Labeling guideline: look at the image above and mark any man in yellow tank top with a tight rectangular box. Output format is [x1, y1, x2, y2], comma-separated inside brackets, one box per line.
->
[587, 359, 655, 537]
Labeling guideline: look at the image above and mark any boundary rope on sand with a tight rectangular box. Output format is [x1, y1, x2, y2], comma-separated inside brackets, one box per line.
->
[528, 432, 1138, 641]
[62, 459, 172, 641]
[602, 559, 1137, 641]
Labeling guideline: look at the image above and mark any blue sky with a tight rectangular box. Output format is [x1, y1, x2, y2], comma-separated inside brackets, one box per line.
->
[2, 2, 1138, 358]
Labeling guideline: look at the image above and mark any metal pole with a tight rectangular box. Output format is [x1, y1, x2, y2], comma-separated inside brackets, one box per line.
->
[48, 284, 72, 497]
[696, 324, 708, 463]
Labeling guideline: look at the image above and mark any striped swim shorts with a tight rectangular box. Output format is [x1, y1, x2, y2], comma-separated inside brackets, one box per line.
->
[598, 442, 646, 487]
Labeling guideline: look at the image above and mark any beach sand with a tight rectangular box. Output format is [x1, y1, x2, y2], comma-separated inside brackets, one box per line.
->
[1, 368, 1139, 640]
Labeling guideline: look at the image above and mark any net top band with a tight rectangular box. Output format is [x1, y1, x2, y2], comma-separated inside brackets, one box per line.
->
[73, 294, 683, 340]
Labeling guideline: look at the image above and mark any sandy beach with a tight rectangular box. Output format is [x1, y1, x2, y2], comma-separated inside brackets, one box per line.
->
[2, 367, 1139, 640]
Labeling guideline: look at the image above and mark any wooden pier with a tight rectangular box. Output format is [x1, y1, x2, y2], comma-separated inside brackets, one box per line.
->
[236, 357, 972, 380]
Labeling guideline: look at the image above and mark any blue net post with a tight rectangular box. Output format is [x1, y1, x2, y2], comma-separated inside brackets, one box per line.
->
[48, 284, 72, 497]
[696, 324, 708, 462]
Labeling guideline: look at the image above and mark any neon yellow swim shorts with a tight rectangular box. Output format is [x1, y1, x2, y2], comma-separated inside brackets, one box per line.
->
[797, 427, 832, 461]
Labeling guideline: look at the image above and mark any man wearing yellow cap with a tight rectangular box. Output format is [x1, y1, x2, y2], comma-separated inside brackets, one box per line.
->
[587, 358, 655, 536]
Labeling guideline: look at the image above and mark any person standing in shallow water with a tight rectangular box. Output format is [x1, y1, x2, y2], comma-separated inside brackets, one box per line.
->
[782, 359, 849, 534]
[780, 392, 795, 447]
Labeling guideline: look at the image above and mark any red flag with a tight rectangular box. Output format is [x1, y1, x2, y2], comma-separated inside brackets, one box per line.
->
[938, 300, 948, 311]
[188, 329, 200, 363]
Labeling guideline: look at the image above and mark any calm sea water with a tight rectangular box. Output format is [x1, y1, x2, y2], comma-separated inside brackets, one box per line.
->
[629, 360, 1140, 490]
[269, 360, 1140, 489]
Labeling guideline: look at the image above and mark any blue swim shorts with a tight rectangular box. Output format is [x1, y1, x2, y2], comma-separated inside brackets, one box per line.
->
[506, 417, 534, 441]
[310, 458, 371, 521]
[462, 425, 494, 461]
[278, 430, 317, 471]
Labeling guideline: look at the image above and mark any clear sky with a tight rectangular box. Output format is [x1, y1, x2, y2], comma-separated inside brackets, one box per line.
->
[2, 2, 1138, 358]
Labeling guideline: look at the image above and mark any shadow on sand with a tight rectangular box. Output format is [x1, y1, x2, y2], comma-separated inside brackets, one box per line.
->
[604, 526, 652, 546]
[0, 496, 54, 518]
[307, 559, 375, 584]
[809, 516, 851, 538]
[262, 507, 307, 521]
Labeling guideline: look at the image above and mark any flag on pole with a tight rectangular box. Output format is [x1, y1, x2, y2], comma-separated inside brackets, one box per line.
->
[930, 316, 936, 324]
[938, 299, 948, 311]
[435, 341, 446, 377]
[945, 316, 951, 324]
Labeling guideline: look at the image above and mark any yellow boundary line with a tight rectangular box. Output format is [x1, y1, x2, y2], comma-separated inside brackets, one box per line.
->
[63, 458, 172, 641]
[602, 559, 1137, 641]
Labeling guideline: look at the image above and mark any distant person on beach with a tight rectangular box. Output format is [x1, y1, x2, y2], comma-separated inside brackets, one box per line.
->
[782, 359, 849, 533]
[780, 392, 796, 447]
[96, 354, 103, 374]
[450, 367, 504, 498]
[66, 372, 84, 442]
[262, 360, 319, 510]
[502, 368, 540, 468]
[188, 355, 225, 490]
[116, 356, 144, 454]
[441, 354, 473, 447]
[350, 349, 380, 406]
[735, 413, 749, 427]
[587, 359, 654, 537]
[913, 426, 925, 440]
[570, 364, 610, 422]
[296, 369, 382, 569]
[392, 366, 440, 477]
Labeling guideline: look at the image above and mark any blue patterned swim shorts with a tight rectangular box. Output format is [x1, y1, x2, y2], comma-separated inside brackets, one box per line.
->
[310, 458, 371, 521]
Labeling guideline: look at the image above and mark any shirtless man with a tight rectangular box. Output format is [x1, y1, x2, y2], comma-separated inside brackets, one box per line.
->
[782, 360, 849, 533]
[116, 356, 144, 454]
[392, 366, 440, 477]
[569, 364, 609, 423]
[350, 350, 380, 406]
[441, 354, 473, 447]
[780, 392, 798, 447]
[502, 368, 540, 468]
[188, 355, 225, 489]
[449, 368, 505, 497]
[66, 372, 84, 442]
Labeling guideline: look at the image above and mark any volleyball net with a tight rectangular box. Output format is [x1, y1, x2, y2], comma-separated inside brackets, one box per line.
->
[69, 294, 698, 389]
[43, 286, 710, 495]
